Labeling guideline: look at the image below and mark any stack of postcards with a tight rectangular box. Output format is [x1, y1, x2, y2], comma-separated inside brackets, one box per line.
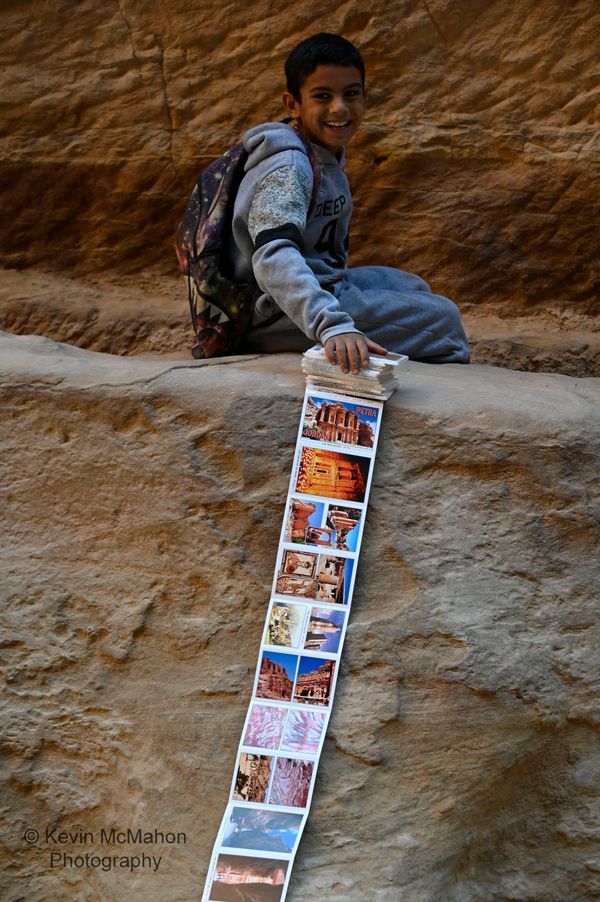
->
[302, 345, 408, 400]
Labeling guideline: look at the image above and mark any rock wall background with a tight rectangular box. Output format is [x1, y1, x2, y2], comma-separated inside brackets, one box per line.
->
[2, 333, 599, 900]
[1, 0, 599, 313]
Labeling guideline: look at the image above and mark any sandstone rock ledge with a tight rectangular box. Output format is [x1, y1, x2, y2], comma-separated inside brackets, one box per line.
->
[1, 331, 599, 902]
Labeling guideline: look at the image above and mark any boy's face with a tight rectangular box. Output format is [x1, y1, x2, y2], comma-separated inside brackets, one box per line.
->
[283, 64, 367, 157]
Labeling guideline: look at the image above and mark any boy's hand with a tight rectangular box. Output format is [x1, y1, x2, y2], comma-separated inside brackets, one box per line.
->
[324, 333, 388, 374]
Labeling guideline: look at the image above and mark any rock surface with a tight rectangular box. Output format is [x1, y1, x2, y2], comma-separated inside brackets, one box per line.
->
[1, 331, 599, 901]
[2, 267, 600, 377]
[1, 1, 599, 313]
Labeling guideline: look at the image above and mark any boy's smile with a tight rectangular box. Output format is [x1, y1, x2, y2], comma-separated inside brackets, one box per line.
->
[283, 64, 367, 157]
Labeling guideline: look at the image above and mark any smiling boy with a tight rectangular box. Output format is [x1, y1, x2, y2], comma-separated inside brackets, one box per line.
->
[231, 33, 470, 372]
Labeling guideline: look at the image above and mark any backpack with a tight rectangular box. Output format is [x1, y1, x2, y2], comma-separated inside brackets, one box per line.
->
[175, 125, 321, 359]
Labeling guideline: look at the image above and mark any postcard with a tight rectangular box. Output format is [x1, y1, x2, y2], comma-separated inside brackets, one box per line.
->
[293, 656, 336, 707]
[243, 704, 288, 750]
[209, 853, 288, 901]
[283, 497, 363, 552]
[303, 607, 345, 654]
[274, 572, 318, 599]
[315, 554, 353, 605]
[280, 709, 327, 755]
[269, 757, 315, 809]
[282, 498, 326, 545]
[266, 602, 308, 649]
[324, 503, 363, 552]
[275, 552, 353, 605]
[294, 447, 371, 503]
[256, 651, 298, 702]
[279, 549, 318, 578]
[302, 395, 380, 448]
[232, 753, 273, 804]
[222, 807, 304, 854]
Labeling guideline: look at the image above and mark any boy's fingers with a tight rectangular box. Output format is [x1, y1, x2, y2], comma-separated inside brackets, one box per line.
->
[366, 337, 389, 356]
[358, 338, 371, 368]
[324, 340, 337, 365]
[346, 339, 361, 374]
[335, 339, 349, 373]
[325, 334, 379, 373]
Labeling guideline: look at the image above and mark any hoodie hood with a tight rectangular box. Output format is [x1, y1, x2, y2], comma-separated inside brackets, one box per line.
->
[243, 122, 307, 171]
[243, 121, 346, 172]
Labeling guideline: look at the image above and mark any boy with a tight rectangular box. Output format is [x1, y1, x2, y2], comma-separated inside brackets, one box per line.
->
[231, 33, 470, 373]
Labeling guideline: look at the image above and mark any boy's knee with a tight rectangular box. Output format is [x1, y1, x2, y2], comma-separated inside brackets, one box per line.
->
[448, 320, 470, 362]
[434, 297, 470, 363]
[442, 297, 465, 332]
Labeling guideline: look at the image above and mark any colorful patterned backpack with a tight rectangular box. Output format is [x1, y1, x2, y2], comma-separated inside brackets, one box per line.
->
[175, 126, 321, 359]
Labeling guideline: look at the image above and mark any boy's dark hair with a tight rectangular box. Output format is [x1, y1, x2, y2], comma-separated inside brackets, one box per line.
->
[285, 33, 365, 101]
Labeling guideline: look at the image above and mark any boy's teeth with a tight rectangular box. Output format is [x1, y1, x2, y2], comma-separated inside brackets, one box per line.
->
[325, 121, 350, 128]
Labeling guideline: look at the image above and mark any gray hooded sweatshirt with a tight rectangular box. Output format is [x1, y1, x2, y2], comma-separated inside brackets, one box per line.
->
[230, 121, 361, 345]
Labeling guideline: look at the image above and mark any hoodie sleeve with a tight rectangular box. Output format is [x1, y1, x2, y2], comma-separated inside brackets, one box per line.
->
[248, 164, 361, 344]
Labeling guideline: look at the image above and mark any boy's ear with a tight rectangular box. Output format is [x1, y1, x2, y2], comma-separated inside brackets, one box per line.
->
[282, 91, 301, 120]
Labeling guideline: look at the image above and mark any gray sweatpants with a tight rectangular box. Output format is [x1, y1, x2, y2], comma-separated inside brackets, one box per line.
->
[243, 266, 470, 363]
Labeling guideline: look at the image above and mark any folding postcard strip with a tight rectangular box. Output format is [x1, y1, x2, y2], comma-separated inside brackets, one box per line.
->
[202, 389, 384, 902]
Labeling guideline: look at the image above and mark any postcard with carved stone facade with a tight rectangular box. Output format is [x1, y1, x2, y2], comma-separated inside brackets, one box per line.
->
[255, 651, 298, 702]
[293, 446, 372, 503]
[232, 752, 274, 804]
[292, 655, 336, 707]
[282, 496, 364, 554]
[302, 393, 380, 449]
[303, 607, 346, 654]
[282, 497, 326, 545]
[208, 853, 289, 902]
[274, 549, 354, 605]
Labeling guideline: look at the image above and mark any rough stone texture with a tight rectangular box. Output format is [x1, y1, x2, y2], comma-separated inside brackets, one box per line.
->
[1, 0, 599, 313]
[2, 332, 599, 901]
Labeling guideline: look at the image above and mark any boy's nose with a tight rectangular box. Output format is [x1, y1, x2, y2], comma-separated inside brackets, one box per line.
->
[329, 95, 349, 116]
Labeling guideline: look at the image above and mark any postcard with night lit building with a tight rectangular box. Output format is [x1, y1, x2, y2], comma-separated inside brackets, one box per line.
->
[294, 446, 372, 503]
